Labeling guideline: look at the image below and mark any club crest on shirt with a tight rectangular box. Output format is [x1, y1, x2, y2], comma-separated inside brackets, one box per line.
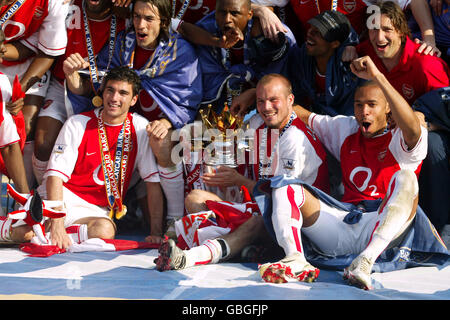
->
[378, 149, 387, 161]
[402, 83, 414, 100]
[343, 0, 356, 13]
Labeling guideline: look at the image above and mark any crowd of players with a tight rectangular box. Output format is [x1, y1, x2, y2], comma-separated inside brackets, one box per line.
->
[0, 0, 448, 290]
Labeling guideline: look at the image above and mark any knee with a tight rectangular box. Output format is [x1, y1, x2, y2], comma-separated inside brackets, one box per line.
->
[392, 170, 418, 197]
[244, 215, 265, 232]
[34, 138, 56, 160]
[185, 189, 210, 213]
[87, 219, 116, 239]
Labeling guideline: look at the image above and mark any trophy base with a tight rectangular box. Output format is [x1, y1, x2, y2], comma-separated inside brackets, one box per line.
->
[204, 162, 238, 172]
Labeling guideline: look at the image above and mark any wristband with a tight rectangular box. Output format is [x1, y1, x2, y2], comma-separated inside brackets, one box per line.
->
[170, 18, 184, 33]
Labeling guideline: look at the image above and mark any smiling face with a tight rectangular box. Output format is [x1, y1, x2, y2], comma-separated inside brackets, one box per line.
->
[215, 0, 252, 38]
[353, 84, 390, 138]
[101, 80, 138, 125]
[256, 76, 294, 130]
[305, 25, 338, 58]
[133, 1, 162, 50]
[369, 14, 403, 63]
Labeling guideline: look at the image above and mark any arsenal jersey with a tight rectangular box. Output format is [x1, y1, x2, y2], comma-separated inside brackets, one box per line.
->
[309, 113, 427, 204]
[45, 108, 159, 207]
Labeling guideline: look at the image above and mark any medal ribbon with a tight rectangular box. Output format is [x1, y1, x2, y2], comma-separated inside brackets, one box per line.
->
[172, 0, 191, 19]
[220, 19, 253, 105]
[0, 0, 26, 27]
[97, 110, 131, 214]
[258, 112, 296, 179]
[82, 1, 117, 95]
[314, 0, 338, 14]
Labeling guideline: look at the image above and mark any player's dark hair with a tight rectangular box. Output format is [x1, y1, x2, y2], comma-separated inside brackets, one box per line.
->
[375, 1, 411, 44]
[103, 66, 141, 96]
[356, 80, 378, 90]
[133, 0, 171, 42]
[216, 0, 251, 11]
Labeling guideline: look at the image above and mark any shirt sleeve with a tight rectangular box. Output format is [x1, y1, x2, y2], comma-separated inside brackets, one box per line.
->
[45, 115, 88, 182]
[0, 75, 19, 147]
[423, 57, 450, 91]
[274, 126, 322, 185]
[0, 112, 20, 148]
[308, 113, 359, 160]
[37, 0, 69, 56]
[389, 126, 428, 171]
[132, 114, 160, 183]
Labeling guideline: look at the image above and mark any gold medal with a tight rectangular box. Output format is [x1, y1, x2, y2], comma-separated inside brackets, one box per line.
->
[92, 95, 103, 107]
[115, 205, 127, 220]
[108, 208, 114, 219]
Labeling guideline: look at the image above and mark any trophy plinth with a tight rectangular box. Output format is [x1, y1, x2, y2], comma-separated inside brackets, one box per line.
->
[203, 139, 237, 169]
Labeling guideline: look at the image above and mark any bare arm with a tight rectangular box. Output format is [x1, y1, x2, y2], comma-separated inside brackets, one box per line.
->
[251, 4, 287, 41]
[410, 0, 441, 56]
[350, 56, 422, 150]
[46, 175, 72, 249]
[63, 53, 92, 96]
[177, 20, 243, 49]
[293, 104, 312, 126]
[20, 51, 55, 92]
[144, 181, 164, 244]
[230, 88, 256, 118]
[3, 42, 35, 61]
[0, 142, 29, 194]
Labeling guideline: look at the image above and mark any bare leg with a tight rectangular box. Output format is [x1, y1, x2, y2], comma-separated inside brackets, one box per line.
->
[33, 116, 63, 184]
[73, 217, 116, 239]
[151, 133, 185, 228]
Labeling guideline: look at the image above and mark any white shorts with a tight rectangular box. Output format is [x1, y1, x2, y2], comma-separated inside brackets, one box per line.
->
[302, 200, 381, 257]
[36, 183, 111, 228]
[38, 78, 68, 123]
[0, 61, 51, 97]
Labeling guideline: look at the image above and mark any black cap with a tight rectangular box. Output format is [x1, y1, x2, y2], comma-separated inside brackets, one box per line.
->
[308, 10, 351, 44]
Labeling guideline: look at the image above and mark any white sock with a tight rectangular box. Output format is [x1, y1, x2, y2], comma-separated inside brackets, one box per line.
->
[158, 162, 185, 221]
[0, 217, 12, 241]
[361, 170, 418, 262]
[65, 224, 89, 244]
[271, 184, 306, 257]
[23, 141, 36, 188]
[185, 238, 230, 267]
[32, 154, 48, 185]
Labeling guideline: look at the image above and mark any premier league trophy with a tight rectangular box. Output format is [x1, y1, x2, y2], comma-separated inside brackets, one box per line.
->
[199, 103, 249, 170]
[183, 103, 253, 203]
